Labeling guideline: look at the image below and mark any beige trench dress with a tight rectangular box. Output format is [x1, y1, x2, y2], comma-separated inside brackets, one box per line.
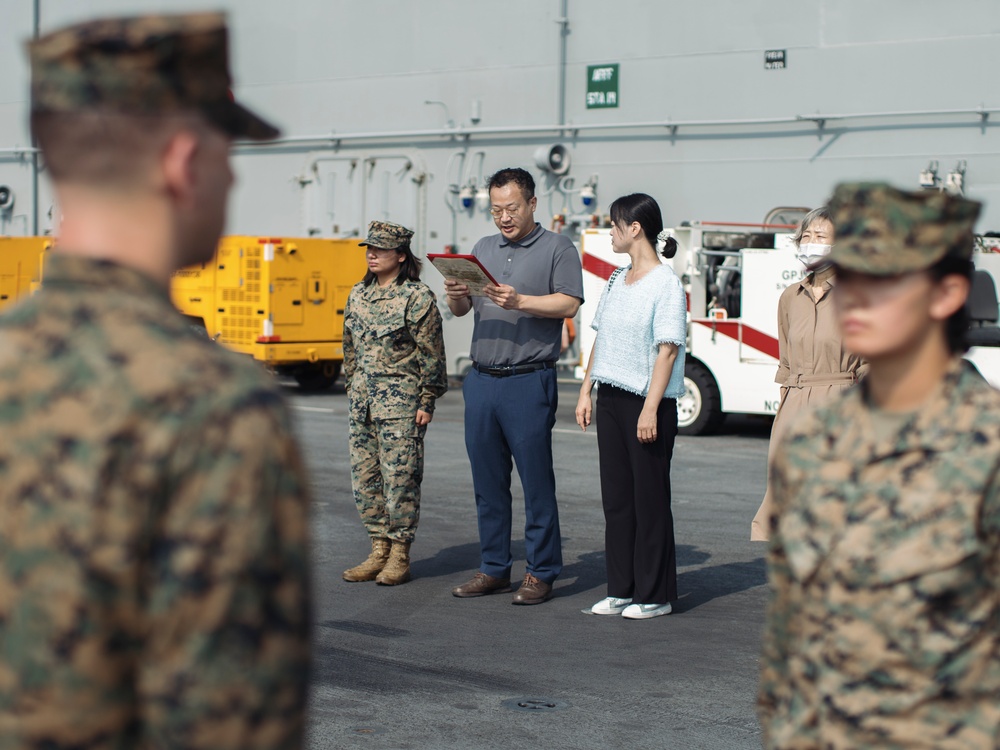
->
[750, 275, 866, 541]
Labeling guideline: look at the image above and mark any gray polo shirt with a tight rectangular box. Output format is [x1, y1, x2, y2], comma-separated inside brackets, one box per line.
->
[470, 223, 584, 366]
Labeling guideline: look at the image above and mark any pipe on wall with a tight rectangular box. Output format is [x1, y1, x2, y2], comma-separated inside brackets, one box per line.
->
[31, 0, 40, 235]
[240, 106, 1000, 148]
[556, 0, 568, 128]
[14, 108, 1000, 155]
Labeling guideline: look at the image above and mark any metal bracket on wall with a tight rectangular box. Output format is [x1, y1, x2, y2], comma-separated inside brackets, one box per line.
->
[796, 115, 828, 135]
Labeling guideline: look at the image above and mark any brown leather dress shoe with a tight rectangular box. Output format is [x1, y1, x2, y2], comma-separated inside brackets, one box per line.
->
[511, 573, 553, 605]
[451, 572, 513, 598]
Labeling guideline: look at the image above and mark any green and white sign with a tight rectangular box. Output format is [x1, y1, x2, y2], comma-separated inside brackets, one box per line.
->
[586, 64, 619, 109]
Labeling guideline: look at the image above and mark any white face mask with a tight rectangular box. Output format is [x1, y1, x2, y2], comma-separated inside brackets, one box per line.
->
[795, 243, 833, 267]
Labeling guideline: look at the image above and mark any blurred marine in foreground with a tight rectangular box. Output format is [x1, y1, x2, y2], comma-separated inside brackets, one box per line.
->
[0, 13, 311, 749]
[758, 182, 999, 748]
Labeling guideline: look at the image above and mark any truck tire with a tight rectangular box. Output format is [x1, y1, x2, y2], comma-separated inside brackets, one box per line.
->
[185, 317, 209, 339]
[677, 360, 724, 436]
[294, 361, 341, 391]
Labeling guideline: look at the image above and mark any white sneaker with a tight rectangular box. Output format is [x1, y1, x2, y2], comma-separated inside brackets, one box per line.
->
[589, 596, 632, 615]
[621, 602, 672, 620]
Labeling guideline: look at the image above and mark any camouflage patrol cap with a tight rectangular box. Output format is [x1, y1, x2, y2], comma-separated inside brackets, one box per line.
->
[359, 220, 414, 250]
[823, 182, 981, 275]
[28, 12, 279, 141]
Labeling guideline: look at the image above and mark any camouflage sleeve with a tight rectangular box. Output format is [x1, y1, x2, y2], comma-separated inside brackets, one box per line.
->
[408, 288, 447, 414]
[343, 292, 356, 382]
[757, 434, 795, 741]
[979, 462, 1000, 545]
[139, 391, 311, 750]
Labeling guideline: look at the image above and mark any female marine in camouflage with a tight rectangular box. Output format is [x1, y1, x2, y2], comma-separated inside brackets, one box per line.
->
[759, 183, 1000, 748]
[341, 221, 447, 586]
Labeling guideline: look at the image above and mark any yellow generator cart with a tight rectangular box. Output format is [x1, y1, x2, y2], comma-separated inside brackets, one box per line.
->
[171, 236, 367, 389]
[0, 236, 51, 311]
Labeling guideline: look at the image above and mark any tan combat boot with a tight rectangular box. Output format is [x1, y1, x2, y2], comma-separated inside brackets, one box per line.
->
[342, 538, 391, 582]
[375, 540, 411, 586]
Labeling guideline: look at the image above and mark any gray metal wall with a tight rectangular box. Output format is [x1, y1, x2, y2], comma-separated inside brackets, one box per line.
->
[3, 0, 1000, 369]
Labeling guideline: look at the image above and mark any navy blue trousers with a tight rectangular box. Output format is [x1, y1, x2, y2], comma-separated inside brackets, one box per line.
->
[463, 367, 562, 583]
[596, 385, 678, 604]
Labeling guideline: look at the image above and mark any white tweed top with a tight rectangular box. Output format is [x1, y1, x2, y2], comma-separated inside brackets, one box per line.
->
[590, 263, 687, 399]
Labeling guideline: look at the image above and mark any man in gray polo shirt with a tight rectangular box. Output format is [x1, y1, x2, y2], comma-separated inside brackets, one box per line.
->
[444, 167, 584, 605]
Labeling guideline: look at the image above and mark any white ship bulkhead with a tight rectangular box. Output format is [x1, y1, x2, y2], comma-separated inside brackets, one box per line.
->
[2, 0, 999, 379]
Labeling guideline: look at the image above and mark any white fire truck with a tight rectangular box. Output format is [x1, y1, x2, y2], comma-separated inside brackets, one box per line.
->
[577, 221, 1000, 436]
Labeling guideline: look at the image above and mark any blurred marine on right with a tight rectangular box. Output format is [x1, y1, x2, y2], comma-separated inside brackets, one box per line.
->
[758, 182, 1000, 749]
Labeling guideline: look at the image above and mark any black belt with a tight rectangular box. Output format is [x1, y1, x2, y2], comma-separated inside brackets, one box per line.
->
[472, 361, 556, 377]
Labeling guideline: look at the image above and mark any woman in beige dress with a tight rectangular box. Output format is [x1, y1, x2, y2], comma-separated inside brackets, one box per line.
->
[750, 207, 866, 541]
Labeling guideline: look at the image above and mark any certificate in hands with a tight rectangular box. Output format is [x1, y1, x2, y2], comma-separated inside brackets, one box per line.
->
[426, 253, 499, 296]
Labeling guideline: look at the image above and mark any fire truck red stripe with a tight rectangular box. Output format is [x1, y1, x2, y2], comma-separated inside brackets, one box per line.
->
[693, 319, 779, 360]
[582, 252, 619, 281]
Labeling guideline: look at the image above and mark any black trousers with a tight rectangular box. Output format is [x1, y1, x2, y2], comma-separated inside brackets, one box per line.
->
[596, 385, 678, 604]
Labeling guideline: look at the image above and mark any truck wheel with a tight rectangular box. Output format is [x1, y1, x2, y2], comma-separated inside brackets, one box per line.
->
[185, 317, 209, 339]
[295, 361, 341, 391]
[677, 360, 724, 436]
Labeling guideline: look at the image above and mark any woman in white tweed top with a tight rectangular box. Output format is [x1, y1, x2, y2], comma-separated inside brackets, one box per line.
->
[575, 193, 687, 620]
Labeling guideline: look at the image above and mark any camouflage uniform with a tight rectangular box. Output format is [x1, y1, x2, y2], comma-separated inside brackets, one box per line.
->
[0, 257, 311, 750]
[759, 184, 998, 749]
[343, 223, 447, 543]
[1, 13, 310, 749]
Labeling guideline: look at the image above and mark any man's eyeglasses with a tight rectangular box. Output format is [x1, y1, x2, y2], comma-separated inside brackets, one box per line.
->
[489, 205, 522, 218]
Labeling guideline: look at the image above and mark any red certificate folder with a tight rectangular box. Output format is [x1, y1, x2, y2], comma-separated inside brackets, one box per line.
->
[426, 253, 499, 296]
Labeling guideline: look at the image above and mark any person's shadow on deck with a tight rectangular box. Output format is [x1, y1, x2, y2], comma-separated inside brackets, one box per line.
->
[556, 544, 765, 612]
[674, 555, 767, 613]
[411, 539, 765, 612]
